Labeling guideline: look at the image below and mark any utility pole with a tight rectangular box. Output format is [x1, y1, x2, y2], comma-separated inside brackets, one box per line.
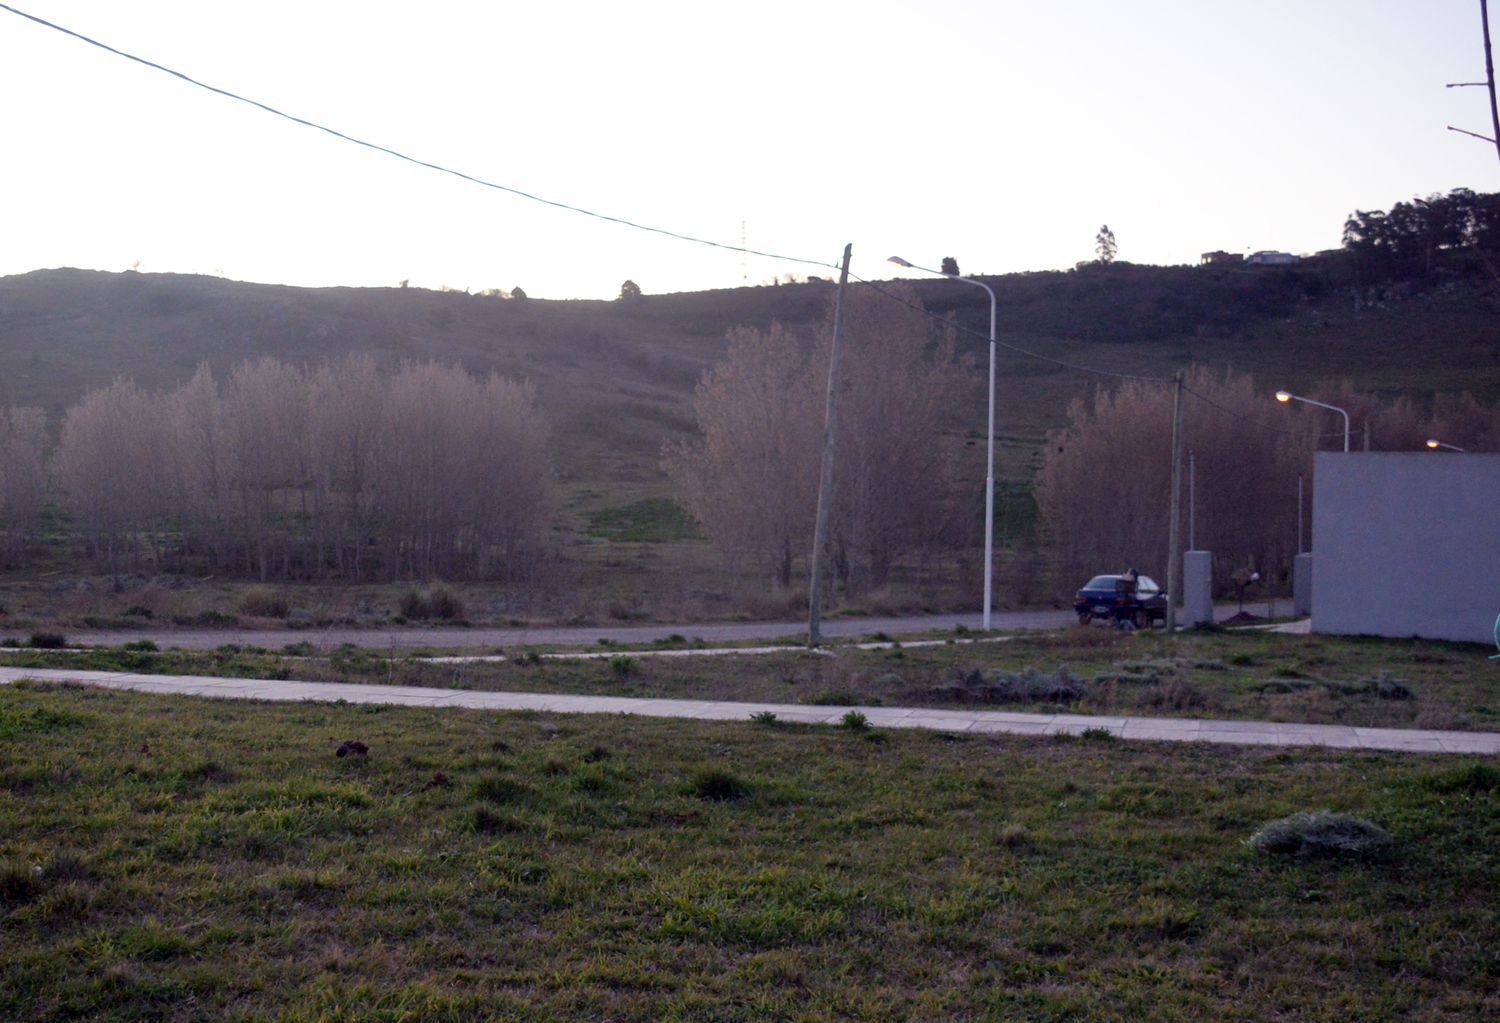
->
[808, 243, 852, 648]
[1485, 0, 1500, 164]
[1166, 371, 1185, 632]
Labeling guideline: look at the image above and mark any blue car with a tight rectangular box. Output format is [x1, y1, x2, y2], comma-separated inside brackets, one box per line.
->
[1074, 573, 1167, 628]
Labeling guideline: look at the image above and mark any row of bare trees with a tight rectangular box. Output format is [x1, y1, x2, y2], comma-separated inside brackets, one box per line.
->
[1036, 366, 1500, 591]
[0, 408, 48, 567]
[50, 357, 554, 580]
[666, 284, 974, 596]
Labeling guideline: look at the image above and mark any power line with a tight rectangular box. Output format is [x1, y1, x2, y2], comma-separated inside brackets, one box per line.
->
[0, 3, 842, 275]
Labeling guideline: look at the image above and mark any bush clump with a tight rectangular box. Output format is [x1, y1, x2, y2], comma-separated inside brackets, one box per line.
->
[27, 633, 67, 649]
[1247, 811, 1394, 860]
[840, 710, 870, 731]
[238, 588, 289, 618]
[685, 767, 751, 802]
[397, 587, 466, 621]
[989, 666, 1086, 704]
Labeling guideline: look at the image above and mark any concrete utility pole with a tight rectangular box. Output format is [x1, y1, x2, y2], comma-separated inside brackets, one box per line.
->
[1166, 371, 1185, 632]
[808, 243, 853, 648]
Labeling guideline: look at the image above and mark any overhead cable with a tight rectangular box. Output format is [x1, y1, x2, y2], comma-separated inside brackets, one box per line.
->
[0, 2, 842, 273]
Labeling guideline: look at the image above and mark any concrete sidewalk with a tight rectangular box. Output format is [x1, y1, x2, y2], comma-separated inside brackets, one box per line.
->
[1, 666, 1495, 756]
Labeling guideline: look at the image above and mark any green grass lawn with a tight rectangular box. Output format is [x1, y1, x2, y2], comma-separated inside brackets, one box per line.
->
[1, 681, 1497, 1021]
[5, 627, 1497, 731]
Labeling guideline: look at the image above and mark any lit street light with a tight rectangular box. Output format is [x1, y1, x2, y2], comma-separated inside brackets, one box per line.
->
[1275, 390, 1351, 452]
[1426, 439, 1468, 452]
[888, 255, 997, 631]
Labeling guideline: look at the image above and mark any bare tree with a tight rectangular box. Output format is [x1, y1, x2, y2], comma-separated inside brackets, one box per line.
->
[0, 407, 47, 564]
[666, 284, 973, 595]
[665, 323, 821, 588]
[54, 357, 555, 581]
[1037, 367, 1309, 592]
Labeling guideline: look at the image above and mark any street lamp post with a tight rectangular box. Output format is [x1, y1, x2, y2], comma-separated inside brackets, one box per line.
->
[888, 256, 996, 631]
[1426, 439, 1468, 452]
[1275, 390, 1351, 452]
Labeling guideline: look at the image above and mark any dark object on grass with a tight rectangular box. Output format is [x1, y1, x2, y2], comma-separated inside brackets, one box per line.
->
[27, 633, 67, 649]
[1248, 811, 1393, 860]
[423, 772, 451, 789]
[335, 740, 369, 759]
[687, 766, 751, 801]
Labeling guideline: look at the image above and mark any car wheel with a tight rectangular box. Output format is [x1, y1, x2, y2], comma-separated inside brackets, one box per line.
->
[1130, 609, 1143, 629]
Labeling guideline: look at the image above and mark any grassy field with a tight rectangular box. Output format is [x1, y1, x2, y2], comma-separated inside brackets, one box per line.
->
[1, 679, 1496, 1021]
[3, 627, 1497, 732]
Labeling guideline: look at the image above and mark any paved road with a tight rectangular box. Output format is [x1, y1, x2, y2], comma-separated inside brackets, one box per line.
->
[0, 603, 1270, 652]
[1, 665, 1491, 755]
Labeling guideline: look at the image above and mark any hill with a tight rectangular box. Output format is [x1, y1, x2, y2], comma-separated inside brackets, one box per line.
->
[0, 259, 1497, 618]
[3, 259, 1496, 487]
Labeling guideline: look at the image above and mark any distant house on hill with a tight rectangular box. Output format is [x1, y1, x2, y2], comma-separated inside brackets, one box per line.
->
[1245, 250, 1300, 266]
[1199, 250, 1242, 266]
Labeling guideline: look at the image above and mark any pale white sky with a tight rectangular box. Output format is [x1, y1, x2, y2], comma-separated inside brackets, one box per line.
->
[1, 1, 1496, 299]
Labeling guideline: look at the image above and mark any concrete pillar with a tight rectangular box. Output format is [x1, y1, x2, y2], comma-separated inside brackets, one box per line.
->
[1293, 553, 1313, 617]
[1184, 550, 1214, 626]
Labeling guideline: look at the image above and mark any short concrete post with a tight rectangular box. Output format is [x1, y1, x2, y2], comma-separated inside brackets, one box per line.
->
[1293, 553, 1313, 617]
[1184, 550, 1213, 626]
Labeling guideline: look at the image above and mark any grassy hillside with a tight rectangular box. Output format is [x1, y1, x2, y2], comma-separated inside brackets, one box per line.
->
[0, 261, 1495, 616]
[5, 262, 1495, 482]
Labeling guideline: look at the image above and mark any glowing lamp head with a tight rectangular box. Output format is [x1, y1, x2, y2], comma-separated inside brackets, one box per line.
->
[1275, 391, 1292, 403]
[1426, 439, 1440, 449]
[887, 256, 913, 268]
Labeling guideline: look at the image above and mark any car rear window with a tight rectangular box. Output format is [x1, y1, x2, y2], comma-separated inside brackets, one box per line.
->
[1084, 576, 1123, 590]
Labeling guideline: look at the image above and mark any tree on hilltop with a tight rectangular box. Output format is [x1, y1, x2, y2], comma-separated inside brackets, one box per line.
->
[1095, 225, 1117, 264]
[618, 279, 642, 301]
[940, 256, 960, 276]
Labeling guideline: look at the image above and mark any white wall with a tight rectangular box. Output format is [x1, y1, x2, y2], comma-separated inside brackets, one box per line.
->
[1311, 452, 1500, 645]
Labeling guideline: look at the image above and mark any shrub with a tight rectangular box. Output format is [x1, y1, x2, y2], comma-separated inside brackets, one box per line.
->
[238, 588, 289, 618]
[749, 711, 779, 725]
[987, 666, 1085, 704]
[686, 767, 751, 801]
[27, 633, 66, 649]
[427, 587, 464, 621]
[398, 587, 466, 621]
[608, 654, 638, 677]
[121, 640, 158, 652]
[1080, 726, 1116, 741]
[1247, 811, 1394, 860]
[840, 711, 870, 732]
[123, 605, 154, 619]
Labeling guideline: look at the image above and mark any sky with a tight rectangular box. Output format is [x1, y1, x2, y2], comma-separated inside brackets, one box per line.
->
[1, 0, 1497, 299]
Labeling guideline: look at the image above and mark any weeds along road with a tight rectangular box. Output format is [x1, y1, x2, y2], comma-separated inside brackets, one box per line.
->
[9, 609, 1093, 652]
